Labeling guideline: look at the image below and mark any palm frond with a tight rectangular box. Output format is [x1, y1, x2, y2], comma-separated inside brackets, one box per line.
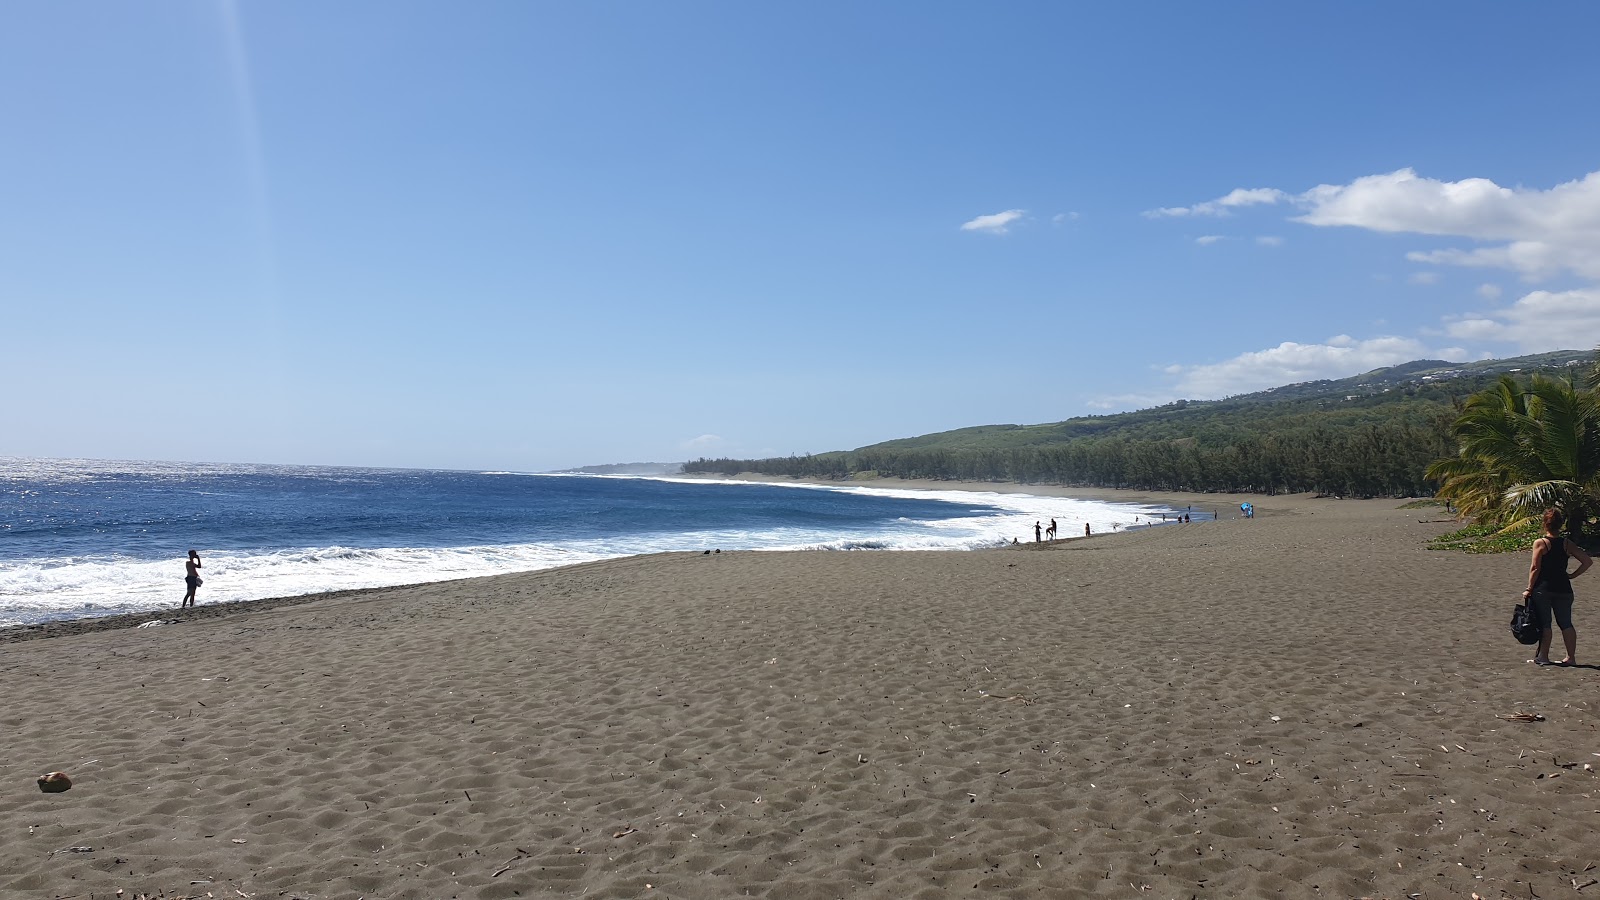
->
[1504, 479, 1582, 517]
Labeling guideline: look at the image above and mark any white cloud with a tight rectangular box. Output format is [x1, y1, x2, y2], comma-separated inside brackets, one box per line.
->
[961, 209, 1027, 234]
[1296, 168, 1600, 281]
[1256, 235, 1284, 247]
[682, 434, 724, 451]
[1144, 187, 1288, 218]
[1221, 188, 1288, 208]
[1052, 212, 1080, 225]
[1408, 271, 1440, 285]
[1442, 289, 1600, 353]
[1171, 335, 1437, 399]
[1195, 235, 1225, 246]
[1153, 168, 1600, 282]
[1404, 243, 1577, 281]
[1477, 283, 1503, 300]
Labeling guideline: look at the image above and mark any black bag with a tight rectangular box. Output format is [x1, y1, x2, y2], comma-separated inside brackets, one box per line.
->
[1511, 600, 1541, 645]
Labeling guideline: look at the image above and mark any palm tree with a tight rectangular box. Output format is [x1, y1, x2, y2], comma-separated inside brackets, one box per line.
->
[1427, 376, 1525, 521]
[1429, 374, 1600, 540]
[1506, 374, 1600, 537]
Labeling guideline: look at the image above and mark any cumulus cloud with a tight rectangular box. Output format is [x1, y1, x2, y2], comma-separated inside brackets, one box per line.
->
[1170, 335, 1438, 399]
[1151, 168, 1600, 282]
[1404, 243, 1581, 281]
[1477, 283, 1503, 300]
[961, 209, 1027, 234]
[1144, 187, 1288, 218]
[1298, 168, 1600, 281]
[1443, 289, 1600, 353]
[1195, 235, 1225, 246]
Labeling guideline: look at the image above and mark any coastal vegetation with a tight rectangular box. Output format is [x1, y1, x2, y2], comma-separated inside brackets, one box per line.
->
[1427, 519, 1543, 554]
[1427, 366, 1600, 544]
[685, 351, 1593, 500]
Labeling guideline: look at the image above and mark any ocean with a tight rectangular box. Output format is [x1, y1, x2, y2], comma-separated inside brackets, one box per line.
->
[0, 457, 1178, 628]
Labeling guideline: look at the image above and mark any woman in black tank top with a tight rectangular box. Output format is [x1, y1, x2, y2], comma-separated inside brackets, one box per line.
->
[1523, 508, 1594, 666]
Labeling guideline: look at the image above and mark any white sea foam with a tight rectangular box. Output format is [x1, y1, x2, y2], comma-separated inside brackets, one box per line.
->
[0, 543, 612, 628]
[1, 467, 1196, 628]
[505, 472, 1186, 543]
[646, 476, 1184, 545]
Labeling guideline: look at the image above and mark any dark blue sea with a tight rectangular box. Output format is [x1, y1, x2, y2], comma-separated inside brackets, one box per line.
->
[0, 458, 1168, 627]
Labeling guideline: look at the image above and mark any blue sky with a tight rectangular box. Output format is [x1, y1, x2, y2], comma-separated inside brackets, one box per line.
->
[5, 2, 1599, 471]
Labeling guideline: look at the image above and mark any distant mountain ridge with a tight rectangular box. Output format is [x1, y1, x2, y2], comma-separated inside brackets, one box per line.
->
[855, 348, 1593, 455]
[1212, 349, 1590, 406]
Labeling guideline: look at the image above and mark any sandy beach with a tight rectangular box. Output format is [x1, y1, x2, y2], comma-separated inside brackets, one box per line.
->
[3, 489, 1597, 899]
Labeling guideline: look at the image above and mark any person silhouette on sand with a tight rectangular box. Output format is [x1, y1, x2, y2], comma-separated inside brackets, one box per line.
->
[1525, 508, 1593, 666]
[181, 550, 203, 609]
[1046, 519, 1057, 540]
[1034, 521, 1042, 542]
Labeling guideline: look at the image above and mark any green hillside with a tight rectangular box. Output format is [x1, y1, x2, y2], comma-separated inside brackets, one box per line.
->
[683, 349, 1594, 497]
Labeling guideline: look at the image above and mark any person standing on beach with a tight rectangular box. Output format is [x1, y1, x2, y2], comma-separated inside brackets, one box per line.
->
[181, 550, 203, 608]
[1084, 523, 1091, 536]
[1034, 521, 1042, 542]
[1046, 519, 1057, 540]
[1524, 508, 1592, 666]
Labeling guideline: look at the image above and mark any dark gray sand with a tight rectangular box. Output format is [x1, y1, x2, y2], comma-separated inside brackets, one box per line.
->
[4, 495, 1595, 899]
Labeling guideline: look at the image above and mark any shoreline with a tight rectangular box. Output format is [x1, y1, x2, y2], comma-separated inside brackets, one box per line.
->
[0, 553, 680, 645]
[0, 577, 452, 645]
[4, 478, 1253, 641]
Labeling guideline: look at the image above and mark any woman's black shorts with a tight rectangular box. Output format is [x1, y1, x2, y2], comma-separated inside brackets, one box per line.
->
[1531, 589, 1574, 631]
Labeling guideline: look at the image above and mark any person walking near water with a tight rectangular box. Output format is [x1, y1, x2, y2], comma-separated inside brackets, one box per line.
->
[1046, 518, 1057, 540]
[181, 550, 203, 608]
[1524, 508, 1592, 666]
[1084, 523, 1091, 536]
